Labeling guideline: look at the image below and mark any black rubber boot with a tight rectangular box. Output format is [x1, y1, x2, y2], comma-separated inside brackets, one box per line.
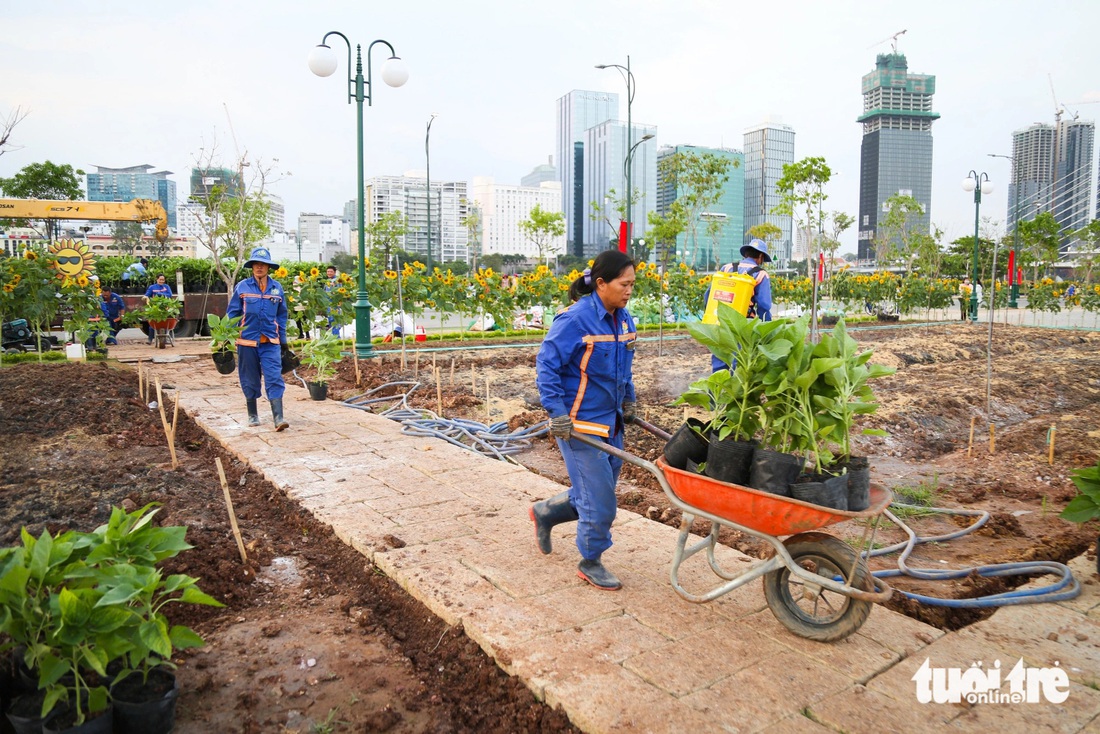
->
[577, 558, 622, 591]
[529, 491, 578, 554]
[246, 398, 259, 427]
[270, 398, 289, 432]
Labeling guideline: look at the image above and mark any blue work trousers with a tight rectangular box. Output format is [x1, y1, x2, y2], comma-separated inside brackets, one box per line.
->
[557, 430, 624, 561]
[238, 342, 285, 400]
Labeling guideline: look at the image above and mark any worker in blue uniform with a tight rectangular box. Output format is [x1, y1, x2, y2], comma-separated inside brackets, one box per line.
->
[532, 249, 637, 591]
[709, 238, 773, 372]
[98, 284, 126, 345]
[227, 247, 290, 431]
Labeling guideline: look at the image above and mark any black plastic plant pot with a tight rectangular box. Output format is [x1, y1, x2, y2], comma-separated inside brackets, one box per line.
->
[663, 418, 710, 469]
[211, 350, 236, 375]
[42, 704, 113, 734]
[748, 448, 803, 497]
[838, 457, 871, 512]
[704, 435, 755, 486]
[790, 472, 849, 511]
[307, 381, 328, 401]
[112, 668, 179, 734]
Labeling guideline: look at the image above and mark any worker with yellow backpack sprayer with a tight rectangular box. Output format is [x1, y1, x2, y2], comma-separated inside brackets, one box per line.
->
[704, 238, 773, 372]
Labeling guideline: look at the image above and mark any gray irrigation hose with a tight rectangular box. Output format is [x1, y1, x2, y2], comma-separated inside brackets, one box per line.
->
[865, 503, 1080, 608]
[340, 381, 549, 463]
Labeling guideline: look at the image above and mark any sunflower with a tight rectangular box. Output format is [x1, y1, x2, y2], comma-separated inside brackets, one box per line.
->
[10, 274, 20, 285]
[274, 267, 289, 279]
[2, 283, 14, 293]
[384, 270, 398, 280]
[23, 250, 37, 261]
[76, 274, 90, 287]
[310, 267, 320, 278]
[337, 287, 349, 296]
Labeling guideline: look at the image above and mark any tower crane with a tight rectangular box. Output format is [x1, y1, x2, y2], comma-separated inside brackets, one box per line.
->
[867, 29, 907, 54]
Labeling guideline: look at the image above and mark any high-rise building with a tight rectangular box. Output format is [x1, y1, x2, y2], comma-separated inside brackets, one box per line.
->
[656, 145, 744, 270]
[297, 213, 350, 263]
[856, 53, 938, 261]
[86, 165, 177, 229]
[1007, 123, 1055, 232]
[521, 157, 557, 188]
[582, 120, 657, 257]
[470, 178, 563, 259]
[1053, 119, 1095, 249]
[556, 90, 619, 256]
[189, 167, 242, 200]
[743, 120, 795, 265]
[365, 174, 469, 264]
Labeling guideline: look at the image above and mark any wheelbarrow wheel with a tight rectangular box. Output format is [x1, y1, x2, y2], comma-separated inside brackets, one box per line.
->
[762, 532, 872, 642]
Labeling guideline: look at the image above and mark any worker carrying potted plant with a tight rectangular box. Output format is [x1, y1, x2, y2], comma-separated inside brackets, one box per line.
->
[298, 331, 343, 400]
[207, 313, 242, 375]
[226, 247, 290, 430]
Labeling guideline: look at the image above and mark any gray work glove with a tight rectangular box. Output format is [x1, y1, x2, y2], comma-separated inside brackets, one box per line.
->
[621, 401, 637, 424]
[549, 414, 573, 439]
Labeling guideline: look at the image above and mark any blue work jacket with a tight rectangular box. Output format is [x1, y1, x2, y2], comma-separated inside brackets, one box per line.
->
[227, 276, 289, 347]
[100, 292, 125, 322]
[536, 294, 636, 438]
[145, 283, 173, 299]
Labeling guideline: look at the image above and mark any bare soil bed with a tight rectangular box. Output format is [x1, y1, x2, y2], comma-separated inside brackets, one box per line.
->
[0, 362, 575, 733]
[2, 322, 1099, 731]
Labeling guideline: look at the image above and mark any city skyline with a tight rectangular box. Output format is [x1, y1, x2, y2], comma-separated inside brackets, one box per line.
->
[3, 1, 1099, 256]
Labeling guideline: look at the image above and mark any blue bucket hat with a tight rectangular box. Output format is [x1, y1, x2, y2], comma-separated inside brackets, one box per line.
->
[244, 247, 279, 268]
[740, 238, 772, 263]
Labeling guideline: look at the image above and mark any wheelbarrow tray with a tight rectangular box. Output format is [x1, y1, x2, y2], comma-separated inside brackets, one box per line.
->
[656, 456, 892, 537]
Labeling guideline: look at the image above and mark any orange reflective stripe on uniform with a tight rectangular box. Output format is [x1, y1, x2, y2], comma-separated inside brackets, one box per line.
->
[570, 341, 595, 419]
[571, 419, 611, 437]
[236, 337, 258, 347]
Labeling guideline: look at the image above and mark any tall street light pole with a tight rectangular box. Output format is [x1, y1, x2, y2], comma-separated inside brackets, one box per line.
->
[623, 133, 654, 256]
[596, 56, 635, 252]
[988, 153, 1020, 308]
[309, 31, 408, 359]
[962, 170, 993, 322]
[425, 114, 438, 273]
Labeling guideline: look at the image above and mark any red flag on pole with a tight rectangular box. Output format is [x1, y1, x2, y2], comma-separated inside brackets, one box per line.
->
[818, 252, 825, 282]
[1007, 250, 1016, 285]
[618, 221, 628, 253]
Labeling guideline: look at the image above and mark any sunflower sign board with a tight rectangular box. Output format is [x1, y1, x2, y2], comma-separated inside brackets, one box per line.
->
[49, 239, 97, 281]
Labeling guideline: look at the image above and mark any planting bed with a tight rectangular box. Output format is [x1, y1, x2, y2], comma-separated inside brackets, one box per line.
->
[2, 321, 1099, 731]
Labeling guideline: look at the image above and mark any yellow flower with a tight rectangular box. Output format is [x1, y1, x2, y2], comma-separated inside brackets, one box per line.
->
[274, 267, 289, 278]
[688, 269, 695, 276]
[384, 270, 397, 280]
[679, 262, 688, 270]
[2, 283, 14, 292]
[337, 287, 349, 296]
[23, 250, 37, 260]
[11, 274, 20, 285]
[77, 274, 89, 287]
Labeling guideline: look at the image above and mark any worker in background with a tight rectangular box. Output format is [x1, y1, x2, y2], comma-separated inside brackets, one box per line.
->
[325, 265, 341, 336]
[142, 273, 174, 343]
[709, 238, 773, 372]
[98, 284, 126, 345]
[227, 247, 290, 431]
[532, 249, 637, 591]
[121, 257, 148, 293]
[958, 278, 971, 321]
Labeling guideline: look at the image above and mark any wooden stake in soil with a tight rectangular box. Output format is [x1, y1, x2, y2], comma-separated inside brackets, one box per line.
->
[471, 365, 476, 394]
[154, 377, 179, 469]
[967, 416, 976, 458]
[215, 457, 248, 564]
[414, 350, 420, 378]
[352, 346, 361, 388]
[1048, 425, 1056, 465]
[450, 357, 455, 384]
[137, 361, 144, 400]
[989, 424, 995, 454]
[435, 367, 443, 416]
[485, 374, 491, 423]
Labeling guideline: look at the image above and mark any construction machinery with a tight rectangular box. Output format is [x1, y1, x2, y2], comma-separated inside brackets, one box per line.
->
[0, 198, 169, 243]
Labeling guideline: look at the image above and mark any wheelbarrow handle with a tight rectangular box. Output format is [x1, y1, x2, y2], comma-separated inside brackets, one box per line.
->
[627, 415, 671, 442]
[569, 431, 660, 475]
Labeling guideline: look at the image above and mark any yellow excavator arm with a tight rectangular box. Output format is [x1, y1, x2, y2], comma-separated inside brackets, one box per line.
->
[0, 198, 169, 243]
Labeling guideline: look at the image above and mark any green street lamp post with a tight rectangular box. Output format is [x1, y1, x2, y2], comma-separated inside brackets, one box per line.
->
[597, 56, 636, 252]
[623, 132, 654, 256]
[309, 32, 408, 358]
[425, 114, 438, 274]
[962, 171, 993, 322]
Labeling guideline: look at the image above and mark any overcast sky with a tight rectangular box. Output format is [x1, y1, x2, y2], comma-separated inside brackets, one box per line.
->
[3, 0, 1098, 254]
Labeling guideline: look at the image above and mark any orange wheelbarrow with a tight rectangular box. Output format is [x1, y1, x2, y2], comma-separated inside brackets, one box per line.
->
[571, 418, 893, 642]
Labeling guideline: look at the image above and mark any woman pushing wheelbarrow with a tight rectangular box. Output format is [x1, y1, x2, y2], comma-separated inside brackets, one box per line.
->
[531, 250, 638, 591]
